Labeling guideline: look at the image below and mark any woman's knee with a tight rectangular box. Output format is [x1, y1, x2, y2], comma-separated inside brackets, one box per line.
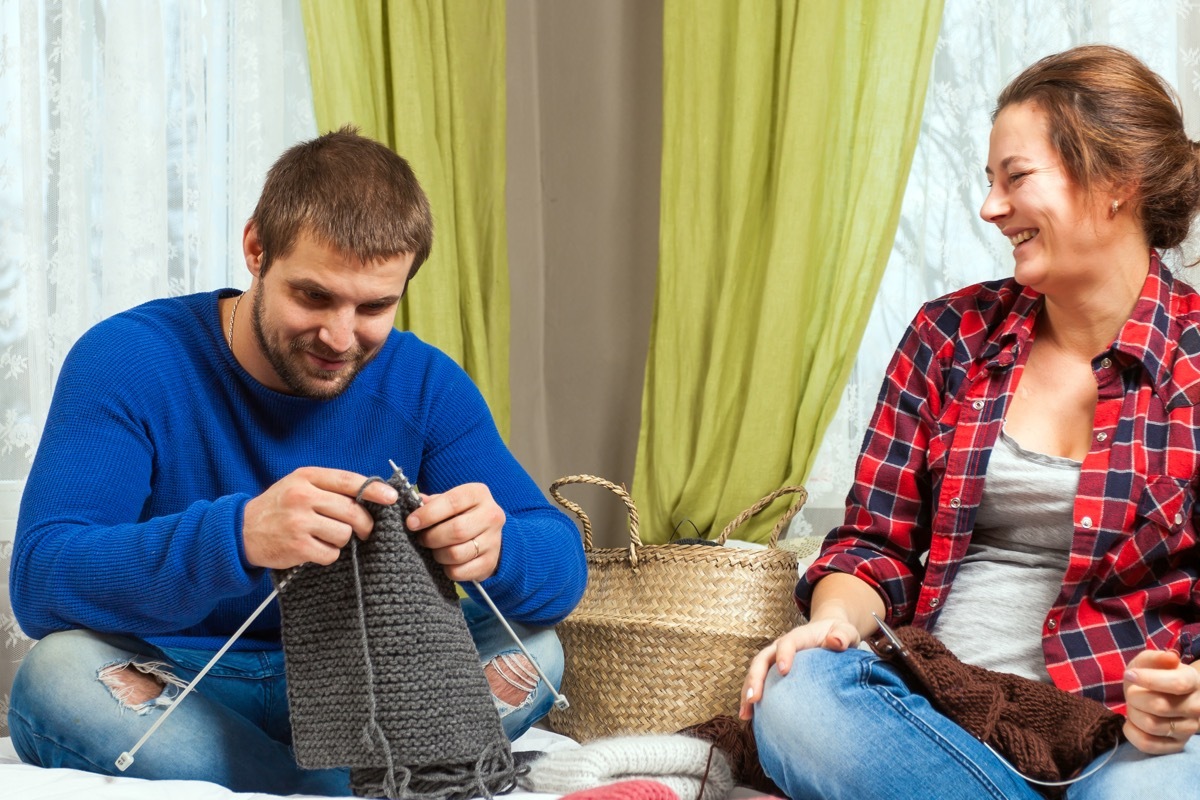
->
[753, 647, 866, 750]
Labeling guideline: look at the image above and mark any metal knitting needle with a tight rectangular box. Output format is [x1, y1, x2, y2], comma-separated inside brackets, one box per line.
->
[115, 586, 281, 771]
[389, 460, 569, 711]
[117, 465, 567, 771]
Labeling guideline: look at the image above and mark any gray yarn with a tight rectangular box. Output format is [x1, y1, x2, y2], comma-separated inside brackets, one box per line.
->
[275, 471, 520, 800]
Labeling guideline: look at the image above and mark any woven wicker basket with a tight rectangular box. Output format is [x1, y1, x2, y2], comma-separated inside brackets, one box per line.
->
[546, 474, 807, 742]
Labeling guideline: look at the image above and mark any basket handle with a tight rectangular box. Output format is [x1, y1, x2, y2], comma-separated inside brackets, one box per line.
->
[716, 485, 808, 547]
[548, 474, 642, 563]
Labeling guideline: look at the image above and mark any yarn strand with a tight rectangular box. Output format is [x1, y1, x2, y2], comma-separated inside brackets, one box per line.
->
[279, 469, 522, 799]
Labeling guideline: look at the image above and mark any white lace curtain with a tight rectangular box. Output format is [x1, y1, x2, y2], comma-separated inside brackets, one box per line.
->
[797, 0, 1200, 537]
[0, 0, 316, 732]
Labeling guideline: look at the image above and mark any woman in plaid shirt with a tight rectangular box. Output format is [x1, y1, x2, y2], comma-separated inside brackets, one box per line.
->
[740, 46, 1200, 799]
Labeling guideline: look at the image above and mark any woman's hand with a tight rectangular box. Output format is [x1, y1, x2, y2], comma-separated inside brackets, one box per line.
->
[1122, 649, 1200, 754]
[738, 616, 862, 720]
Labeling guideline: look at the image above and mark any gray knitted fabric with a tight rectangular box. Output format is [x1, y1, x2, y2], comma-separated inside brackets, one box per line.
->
[275, 471, 519, 799]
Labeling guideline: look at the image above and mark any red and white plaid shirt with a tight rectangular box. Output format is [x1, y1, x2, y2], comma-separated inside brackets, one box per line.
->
[799, 252, 1200, 712]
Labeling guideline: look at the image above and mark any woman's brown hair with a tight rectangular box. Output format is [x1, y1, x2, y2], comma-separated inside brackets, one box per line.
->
[996, 45, 1200, 249]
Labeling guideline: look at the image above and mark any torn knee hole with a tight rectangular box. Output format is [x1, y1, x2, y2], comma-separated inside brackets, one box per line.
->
[98, 661, 180, 709]
[484, 652, 540, 706]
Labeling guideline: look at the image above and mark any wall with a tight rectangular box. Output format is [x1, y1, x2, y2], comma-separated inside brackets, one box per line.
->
[507, 0, 663, 546]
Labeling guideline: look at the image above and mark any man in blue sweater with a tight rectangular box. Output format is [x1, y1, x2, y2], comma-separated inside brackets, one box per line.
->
[7, 127, 587, 795]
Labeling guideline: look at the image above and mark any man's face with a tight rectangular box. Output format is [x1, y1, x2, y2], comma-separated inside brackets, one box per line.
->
[243, 227, 414, 400]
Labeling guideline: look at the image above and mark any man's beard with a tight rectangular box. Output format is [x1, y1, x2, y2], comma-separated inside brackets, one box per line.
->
[250, 286, 371, 400]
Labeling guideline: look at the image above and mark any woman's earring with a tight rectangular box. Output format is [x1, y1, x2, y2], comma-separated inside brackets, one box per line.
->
[1111, 199, 1120, 216]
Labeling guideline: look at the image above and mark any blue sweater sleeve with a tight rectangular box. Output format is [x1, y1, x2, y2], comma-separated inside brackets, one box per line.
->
[411, 353, 587, 627]
[11, 321, 259, 641]
[12, 300, 587, 643]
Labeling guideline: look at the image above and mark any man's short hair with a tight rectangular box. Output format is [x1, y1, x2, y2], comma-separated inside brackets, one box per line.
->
[250, 125, 434, 277]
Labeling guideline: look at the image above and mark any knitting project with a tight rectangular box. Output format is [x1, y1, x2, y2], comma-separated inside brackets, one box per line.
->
[275, 471, 520, 799]
[519, 734, 734, 800]
[678, 715, 782, 797]
[868, 625, 1124, 798]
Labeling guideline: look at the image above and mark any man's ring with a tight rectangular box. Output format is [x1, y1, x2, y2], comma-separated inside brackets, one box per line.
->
[471, 537, 480, 559]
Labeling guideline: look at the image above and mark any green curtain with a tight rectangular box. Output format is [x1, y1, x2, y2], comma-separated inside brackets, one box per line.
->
[634, 0, 944, 543]
[300, 0, 511, 437]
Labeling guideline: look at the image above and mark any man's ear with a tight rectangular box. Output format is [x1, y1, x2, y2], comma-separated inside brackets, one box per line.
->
[243, 221, 265, 278]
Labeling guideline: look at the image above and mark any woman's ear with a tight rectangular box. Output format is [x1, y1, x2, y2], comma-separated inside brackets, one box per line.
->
[1109, 179, 1139, 216]
[243, 220, 265, 278]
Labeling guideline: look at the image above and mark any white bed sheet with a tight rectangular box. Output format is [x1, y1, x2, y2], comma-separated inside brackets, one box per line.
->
[0, 728, 577, 800]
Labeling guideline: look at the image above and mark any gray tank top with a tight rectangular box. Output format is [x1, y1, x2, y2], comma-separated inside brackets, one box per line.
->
[928, 429, 1077, 681]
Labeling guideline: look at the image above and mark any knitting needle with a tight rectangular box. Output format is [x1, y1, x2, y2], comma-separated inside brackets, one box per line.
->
[389, 460, 570, 711]
[871, 612, 910, 659]
[115, 586, 280, 771]
[117, 465, 568, 771]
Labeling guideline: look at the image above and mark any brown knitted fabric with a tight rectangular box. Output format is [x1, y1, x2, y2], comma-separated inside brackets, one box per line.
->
[868, 625, 1124, 795]
[677, 716, 782, 798]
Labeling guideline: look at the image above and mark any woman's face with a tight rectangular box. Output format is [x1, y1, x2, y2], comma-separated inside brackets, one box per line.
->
[979, 101, 1116, 293]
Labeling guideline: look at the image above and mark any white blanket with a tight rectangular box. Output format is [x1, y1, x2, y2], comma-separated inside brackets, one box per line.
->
[0, 731, 770, 800]
[0, 729, 577, 800]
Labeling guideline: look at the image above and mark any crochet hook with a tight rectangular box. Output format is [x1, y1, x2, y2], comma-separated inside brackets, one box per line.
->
[388, 460, 570, 711]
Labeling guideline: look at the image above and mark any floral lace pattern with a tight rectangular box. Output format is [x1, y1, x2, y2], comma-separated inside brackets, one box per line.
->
[0, 0, 316, 736]
[795, 0, 1200, 538]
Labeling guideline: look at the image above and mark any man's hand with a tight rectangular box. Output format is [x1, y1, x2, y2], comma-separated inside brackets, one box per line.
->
[1122, 649, 1200, 754]
[242, 467, 398, 569]
[404, 482, 504, 583]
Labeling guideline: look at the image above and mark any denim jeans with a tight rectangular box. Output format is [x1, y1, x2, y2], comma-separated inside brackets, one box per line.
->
[7, 598, 563, 796]
[752, 647, 1199, 800]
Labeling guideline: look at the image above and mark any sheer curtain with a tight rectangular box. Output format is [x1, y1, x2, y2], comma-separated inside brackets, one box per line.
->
[795, 0, 1200, 539]
[0, 0, 316, 734]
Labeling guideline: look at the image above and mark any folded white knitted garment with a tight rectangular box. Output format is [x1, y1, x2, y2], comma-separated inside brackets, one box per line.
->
[519, 735, 734, 800]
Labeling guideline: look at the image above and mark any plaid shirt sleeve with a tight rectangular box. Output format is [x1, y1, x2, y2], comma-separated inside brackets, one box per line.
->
[796, 301, 950, 622]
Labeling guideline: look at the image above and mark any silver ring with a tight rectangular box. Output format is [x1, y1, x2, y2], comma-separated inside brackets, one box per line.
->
[471, 537, 481, 560]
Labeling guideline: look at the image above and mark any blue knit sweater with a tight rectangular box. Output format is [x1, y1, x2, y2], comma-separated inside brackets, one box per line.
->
[12, 290, 586, 650]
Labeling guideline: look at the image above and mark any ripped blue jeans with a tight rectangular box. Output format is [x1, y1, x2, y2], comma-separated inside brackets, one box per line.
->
[7, 599, 563, 796]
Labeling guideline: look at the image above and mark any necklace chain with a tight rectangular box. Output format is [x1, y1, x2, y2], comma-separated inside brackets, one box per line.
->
[227, 292, 243, 350]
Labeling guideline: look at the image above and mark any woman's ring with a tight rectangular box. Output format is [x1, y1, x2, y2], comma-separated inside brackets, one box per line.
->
[1169, 720, 1177, 736]
[471, 537, 481, 559]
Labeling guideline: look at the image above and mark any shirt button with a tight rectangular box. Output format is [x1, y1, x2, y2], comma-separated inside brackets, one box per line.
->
[1080, 516, 1093, 528]
[1095, 432, 1107, 442]
[1175, 512, 1185, 526]
[1100, 357, 1113, 369]
[929, 597, 940, 608]
[1047, 619, 1057, 631]
[972, 399, 985, 411]
[949, 497, 962, 508]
